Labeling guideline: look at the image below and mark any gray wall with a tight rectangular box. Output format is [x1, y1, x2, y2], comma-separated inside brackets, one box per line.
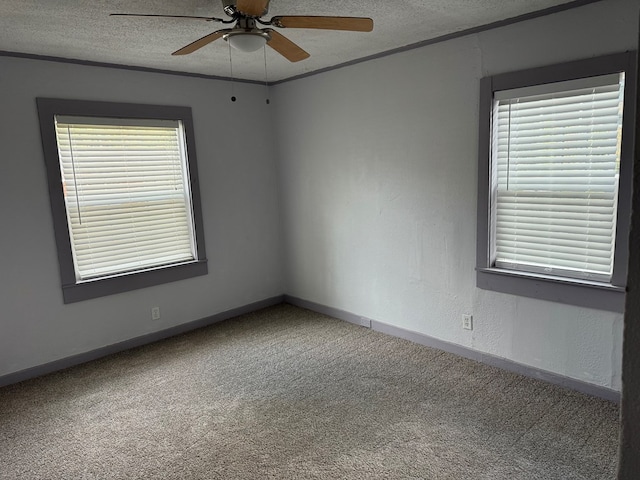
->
[1, 0, 638, 394]
[0, 57, 283, 377]
[272, 0, 639, 391]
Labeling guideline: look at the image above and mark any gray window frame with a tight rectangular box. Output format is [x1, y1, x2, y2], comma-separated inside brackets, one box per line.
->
[476, 52, 637, 313]
[37, 98, 208, 303]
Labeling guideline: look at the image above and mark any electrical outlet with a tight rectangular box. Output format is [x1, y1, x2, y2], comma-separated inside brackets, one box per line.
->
[462, 314, 473, 330]
[151, 307, 161, 321]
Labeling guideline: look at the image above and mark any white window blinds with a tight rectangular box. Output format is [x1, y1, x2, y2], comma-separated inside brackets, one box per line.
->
[54, 116, 197, 281]
[491, 73, 625, 281]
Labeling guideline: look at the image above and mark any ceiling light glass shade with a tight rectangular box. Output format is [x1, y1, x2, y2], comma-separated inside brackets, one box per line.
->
[225, 32, 268, 52]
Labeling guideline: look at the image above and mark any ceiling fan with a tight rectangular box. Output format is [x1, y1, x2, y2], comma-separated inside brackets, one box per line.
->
[111, 0, 374, 62]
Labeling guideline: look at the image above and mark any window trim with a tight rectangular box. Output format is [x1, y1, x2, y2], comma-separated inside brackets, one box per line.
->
[476, 52, 637, 313]
[37, 98, 208, 303]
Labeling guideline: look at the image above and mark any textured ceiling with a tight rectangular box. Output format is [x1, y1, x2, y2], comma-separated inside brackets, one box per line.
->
[1, 0, 593, 82]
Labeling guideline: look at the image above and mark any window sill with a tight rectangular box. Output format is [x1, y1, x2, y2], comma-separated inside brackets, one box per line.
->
[62, 259, 208, 304]
[476, 267, 625, 313]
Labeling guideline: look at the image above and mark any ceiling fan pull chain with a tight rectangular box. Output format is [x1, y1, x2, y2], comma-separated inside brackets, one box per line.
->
[263, 45, 270, 105]
[228, 42, 236, 102]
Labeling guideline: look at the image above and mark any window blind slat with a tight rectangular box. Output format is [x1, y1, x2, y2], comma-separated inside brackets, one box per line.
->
[496, 233, 612, 250]
[71, 225, 191, 244]
[495, 258, 609, 274]
[67, 210, 190, 226]
[78, 254, 193, 280]
[75, 243, 193, 264]
[495, 247, 612, 266]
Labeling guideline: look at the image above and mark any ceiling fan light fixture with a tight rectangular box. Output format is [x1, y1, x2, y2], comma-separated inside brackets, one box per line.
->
[224, 31, 270, 52]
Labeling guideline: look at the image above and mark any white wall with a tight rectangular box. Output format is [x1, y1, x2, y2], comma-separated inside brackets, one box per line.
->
[0, 57, 283, 376]
[272, 0, 639, 391]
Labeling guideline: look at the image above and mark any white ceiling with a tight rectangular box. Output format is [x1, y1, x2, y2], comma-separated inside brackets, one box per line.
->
[1, 0, 595, 82]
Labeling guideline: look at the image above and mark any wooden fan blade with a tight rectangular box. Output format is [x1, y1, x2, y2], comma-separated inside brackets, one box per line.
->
[172, 30, 229, 55]
[266, 30, 310, 62]
[271, 16, 373, 32]
[236, 0, 270, 17]
[110, 13, 223, 22]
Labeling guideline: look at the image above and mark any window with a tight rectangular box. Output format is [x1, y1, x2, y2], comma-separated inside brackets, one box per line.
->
[476, 52, 636, 312]
[38, 99, 207, 303]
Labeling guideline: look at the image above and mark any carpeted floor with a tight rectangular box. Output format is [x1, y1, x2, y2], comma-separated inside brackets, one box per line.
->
[0, 304, 619, 479]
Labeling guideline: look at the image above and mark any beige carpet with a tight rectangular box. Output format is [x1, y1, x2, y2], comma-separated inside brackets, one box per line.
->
[0, 304, 619, 479]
